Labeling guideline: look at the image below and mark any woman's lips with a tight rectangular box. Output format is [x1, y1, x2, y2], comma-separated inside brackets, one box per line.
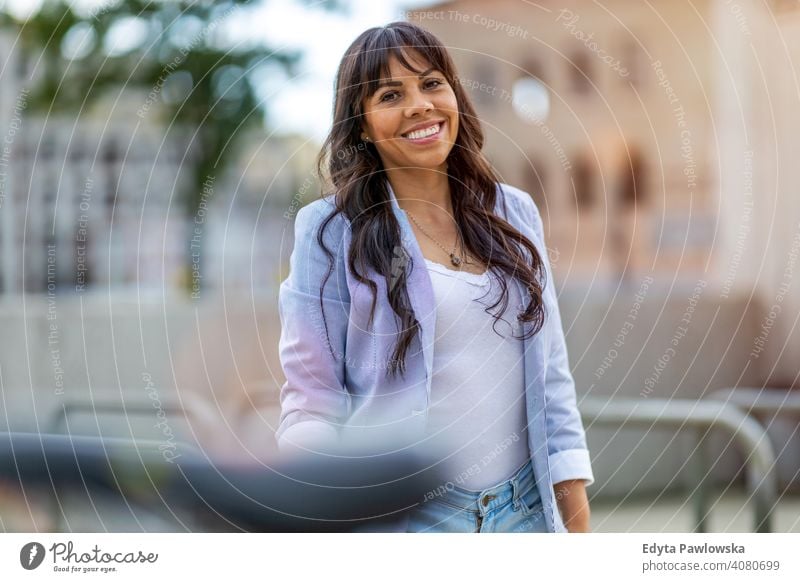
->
[401, 120, 445, 144]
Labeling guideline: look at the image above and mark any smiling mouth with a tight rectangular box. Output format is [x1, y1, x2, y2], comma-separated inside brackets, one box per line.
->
[401, 121, 444, 140]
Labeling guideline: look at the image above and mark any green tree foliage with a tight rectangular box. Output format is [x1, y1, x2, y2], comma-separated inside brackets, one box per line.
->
[1, 0, 306, 218]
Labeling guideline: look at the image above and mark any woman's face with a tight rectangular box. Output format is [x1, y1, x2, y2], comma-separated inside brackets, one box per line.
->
[360, 51, 459, 173]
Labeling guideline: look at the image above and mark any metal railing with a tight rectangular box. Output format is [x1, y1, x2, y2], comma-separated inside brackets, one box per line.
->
[710, 386, 800, 494]
[50, 393, 218, 438]
[45, 393, 212, 532]
[580, 397, 778, 532]
[710, 387, 800, 417]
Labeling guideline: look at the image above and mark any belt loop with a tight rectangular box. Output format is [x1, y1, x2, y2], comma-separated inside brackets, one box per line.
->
[511, 476, 522, 510]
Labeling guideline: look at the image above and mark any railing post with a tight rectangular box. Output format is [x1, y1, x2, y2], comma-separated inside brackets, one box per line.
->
[580, 397, 777, 533]
[709, 386, 800, 532]
[690, 429, 711, 533]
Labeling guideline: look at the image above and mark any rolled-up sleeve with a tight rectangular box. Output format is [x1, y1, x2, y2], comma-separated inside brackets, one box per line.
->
[274, 203, 352, 455]
[524, 194, 595, 487]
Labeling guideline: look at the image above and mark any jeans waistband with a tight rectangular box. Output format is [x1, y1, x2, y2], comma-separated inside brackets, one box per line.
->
[420, 458, 537, 516]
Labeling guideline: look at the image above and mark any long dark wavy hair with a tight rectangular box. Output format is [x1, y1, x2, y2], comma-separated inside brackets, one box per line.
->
[313, 21, 546, 379]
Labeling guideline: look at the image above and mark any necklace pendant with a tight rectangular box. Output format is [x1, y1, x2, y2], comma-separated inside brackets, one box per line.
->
[450, 254, 462, 267]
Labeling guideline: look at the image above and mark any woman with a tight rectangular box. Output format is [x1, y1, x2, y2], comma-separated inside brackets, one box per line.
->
[275, 21, 594, 533]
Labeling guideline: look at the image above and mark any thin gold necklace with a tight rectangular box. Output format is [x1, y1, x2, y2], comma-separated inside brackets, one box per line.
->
[405, 210, 465, 267]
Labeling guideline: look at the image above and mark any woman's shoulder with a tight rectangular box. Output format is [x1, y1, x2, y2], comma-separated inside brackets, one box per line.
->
[495, 182, 540, 218]
[294, 194, 351, 234]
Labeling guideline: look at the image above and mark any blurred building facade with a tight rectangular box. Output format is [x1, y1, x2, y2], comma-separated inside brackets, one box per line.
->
[409, 0, 800, 385]
[0, 29, 316, 298]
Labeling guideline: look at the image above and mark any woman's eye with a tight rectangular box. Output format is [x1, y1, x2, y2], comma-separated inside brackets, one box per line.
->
[379, 80, 444, 103]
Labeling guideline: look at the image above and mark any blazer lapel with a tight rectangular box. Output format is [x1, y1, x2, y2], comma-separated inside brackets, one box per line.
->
[385, 180, 437, 397]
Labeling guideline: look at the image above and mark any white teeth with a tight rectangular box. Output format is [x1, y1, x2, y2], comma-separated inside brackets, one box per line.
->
[404, 123, 441, 140]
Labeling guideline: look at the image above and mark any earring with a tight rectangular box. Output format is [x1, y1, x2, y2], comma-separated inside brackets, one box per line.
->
[362, 134, 371, 142]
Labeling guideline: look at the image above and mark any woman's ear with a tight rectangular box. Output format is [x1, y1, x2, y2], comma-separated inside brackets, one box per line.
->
[359, 116, 371, 141]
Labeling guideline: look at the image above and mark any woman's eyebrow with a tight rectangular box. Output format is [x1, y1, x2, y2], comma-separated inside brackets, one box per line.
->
[376, 67, 437, 89]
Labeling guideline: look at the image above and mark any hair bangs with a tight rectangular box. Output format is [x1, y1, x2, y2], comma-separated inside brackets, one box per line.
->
[359, 27, 452, 101]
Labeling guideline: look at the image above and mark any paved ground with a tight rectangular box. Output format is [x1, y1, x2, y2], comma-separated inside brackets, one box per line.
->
[589, 489, 800, 532]
[4, 488, 798, 532]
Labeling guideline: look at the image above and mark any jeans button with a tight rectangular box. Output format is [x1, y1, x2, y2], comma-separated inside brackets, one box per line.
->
[481, 494, 495, 506]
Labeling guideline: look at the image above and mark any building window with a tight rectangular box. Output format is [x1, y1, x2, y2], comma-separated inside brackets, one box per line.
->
[512, 76, 550, 123]
[620, 41, 642, 87]
[41, 139, 55, 161]
[618, 150, 647, 207]
[520, 58, 545, 83]
[523, 158, 548, 212]
[103, 141, 119, 220]
[509, 57, 550, 124]
[568, 52, 592, 94]
[16, 46, 29, 79]
[571, 155, 595, 211]
[772, 0, 800, 13]
[470, 59, 498, 107]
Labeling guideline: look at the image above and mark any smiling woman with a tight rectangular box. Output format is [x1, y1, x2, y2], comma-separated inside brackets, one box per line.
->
[275, 21, 594, 534]
[359, 53, 459, 164]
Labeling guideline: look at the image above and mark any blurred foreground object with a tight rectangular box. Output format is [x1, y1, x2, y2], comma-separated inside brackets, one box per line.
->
[0, 431, 443, 532]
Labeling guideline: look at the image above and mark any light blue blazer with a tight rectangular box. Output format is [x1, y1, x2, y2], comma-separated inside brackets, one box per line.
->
[275, 180, 594, 533]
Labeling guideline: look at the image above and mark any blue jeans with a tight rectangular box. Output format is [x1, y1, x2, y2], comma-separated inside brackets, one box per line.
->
[405, 459, 548, 533]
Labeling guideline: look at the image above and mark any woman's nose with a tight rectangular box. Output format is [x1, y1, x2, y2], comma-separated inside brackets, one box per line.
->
[404, 88, 433, 116]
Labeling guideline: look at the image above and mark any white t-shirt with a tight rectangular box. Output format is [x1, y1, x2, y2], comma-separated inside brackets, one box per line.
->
[424, 257, 531, 491]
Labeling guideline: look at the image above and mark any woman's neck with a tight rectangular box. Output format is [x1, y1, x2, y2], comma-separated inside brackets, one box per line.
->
[386, 168, 453, 218]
